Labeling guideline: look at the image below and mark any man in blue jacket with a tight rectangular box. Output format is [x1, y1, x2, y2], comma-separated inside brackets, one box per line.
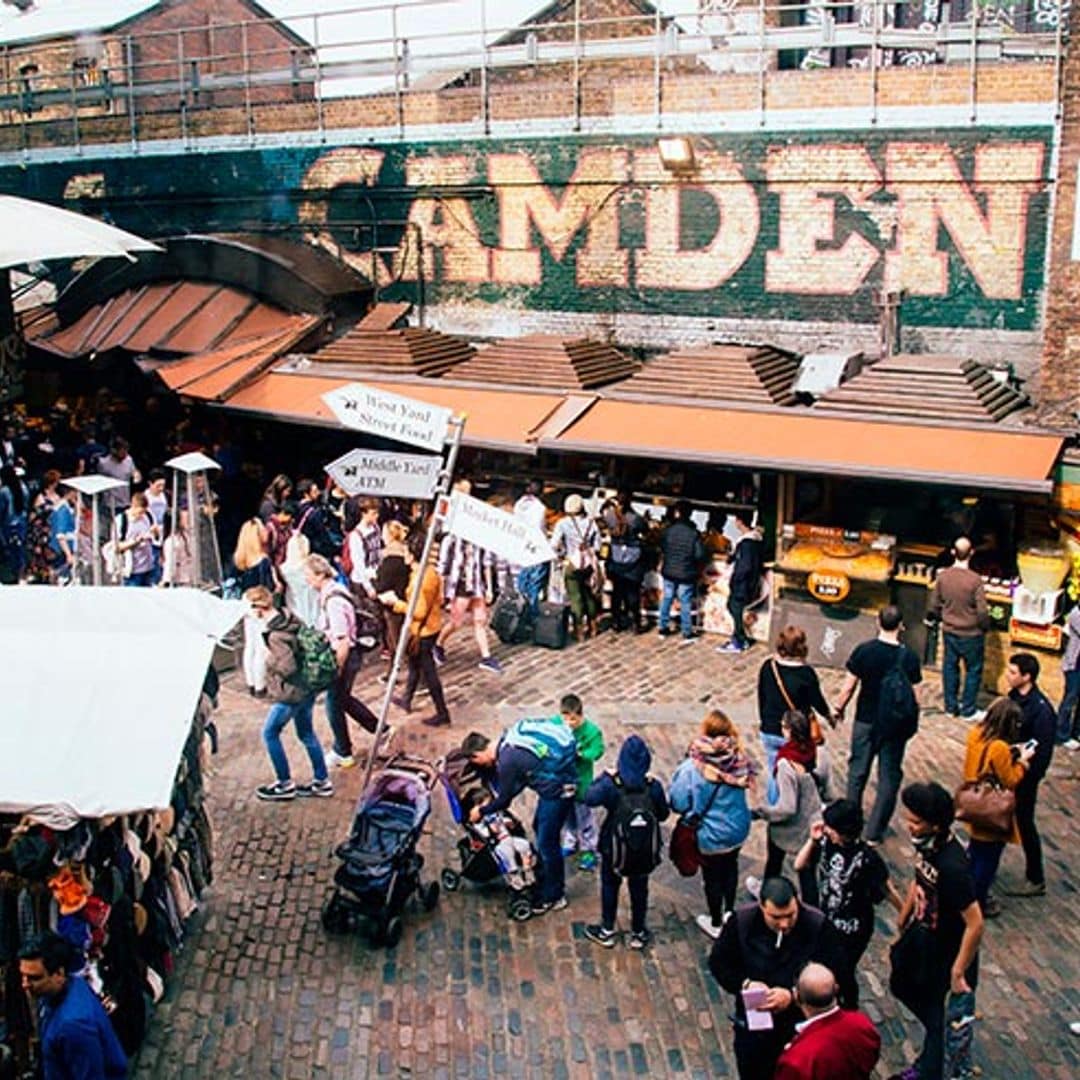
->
[19, 931, 128, 1080]
[462, 719, 579, 914]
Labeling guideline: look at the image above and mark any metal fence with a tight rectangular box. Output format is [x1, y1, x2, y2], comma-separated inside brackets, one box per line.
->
[0, 0, 1069, 152]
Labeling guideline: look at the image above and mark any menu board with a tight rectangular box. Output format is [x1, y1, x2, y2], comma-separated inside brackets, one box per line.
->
[777, 523, 896, 593]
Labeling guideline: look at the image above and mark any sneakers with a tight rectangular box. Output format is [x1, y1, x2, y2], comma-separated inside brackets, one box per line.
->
[584, 924, 618, 948]
[695, 913, 722, 940]
[531, 896, 568, 916]
[627, 930, 650, 950]
[679, 633, 700, 645]
[432, 643, 447, 667]
[478, 656, 503, 674]
[325, 749, 356, 769]
[1002, 880, 1046, 897]
[298, 778, 334, 798]
[745, 875, 762, 900]
[657, 627, 674, 638]
[255, 780, 296, 801]
[716, 640, 747, 654]
[959, 708, 986, 723]
[420, 713, 451, 727]
[1064, 738, 1080, 751]
[577, 852, 598, 872]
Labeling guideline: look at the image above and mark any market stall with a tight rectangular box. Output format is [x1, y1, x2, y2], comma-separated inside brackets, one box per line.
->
[0, 588, 243, 1075]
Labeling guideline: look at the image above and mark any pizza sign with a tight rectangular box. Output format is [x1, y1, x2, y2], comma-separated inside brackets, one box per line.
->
[807, 570, 851, 604]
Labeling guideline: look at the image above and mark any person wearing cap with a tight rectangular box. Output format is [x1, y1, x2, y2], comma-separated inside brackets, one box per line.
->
[773, 962, 881, 1080]
[793, 799, 900, 1005]
[708, 876, 846, 1080]
[19, 931, 128, 1080]
[551, 493, 601, 642]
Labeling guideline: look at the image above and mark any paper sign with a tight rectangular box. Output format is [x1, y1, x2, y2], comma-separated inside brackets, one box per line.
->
[443, 491, 556, 567]
[322, 382, 452, 452]
[325, 449, 441, 500]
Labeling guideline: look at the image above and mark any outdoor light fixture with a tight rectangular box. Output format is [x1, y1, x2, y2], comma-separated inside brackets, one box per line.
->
[657, 136, 696, 173]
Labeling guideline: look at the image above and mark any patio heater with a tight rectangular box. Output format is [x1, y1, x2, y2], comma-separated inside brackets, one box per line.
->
[58, 475, 127, 586]
[166, 451, 224, 591]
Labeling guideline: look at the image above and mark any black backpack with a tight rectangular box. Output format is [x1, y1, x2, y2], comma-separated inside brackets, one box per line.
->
[610, 778, 662, 877]
[875, 647, 919, 742]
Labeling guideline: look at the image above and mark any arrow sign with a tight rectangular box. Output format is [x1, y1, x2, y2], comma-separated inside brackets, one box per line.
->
[325, 448, 441, 500]
[322, 382, 452, 453]
[443, 490, 556, 567]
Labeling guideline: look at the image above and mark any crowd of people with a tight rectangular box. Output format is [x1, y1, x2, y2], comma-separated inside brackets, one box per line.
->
[3, 402, 1073, 1079]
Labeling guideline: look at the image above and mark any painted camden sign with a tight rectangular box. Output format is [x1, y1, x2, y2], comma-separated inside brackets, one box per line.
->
[5, 126, 1051, 330]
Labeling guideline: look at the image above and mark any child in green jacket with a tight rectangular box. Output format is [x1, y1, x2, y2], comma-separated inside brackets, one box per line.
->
[557, 692, 605, 870]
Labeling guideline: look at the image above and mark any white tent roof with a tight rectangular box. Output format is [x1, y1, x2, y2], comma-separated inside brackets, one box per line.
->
[0, 588, 244, 818]
[0, 196, 161, 270]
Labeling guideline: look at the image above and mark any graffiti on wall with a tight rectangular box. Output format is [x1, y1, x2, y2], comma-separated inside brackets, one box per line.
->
[1, 127, 1052, 330]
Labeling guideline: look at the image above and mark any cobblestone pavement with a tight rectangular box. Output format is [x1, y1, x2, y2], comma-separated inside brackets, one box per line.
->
[133, 631, 1080, 1079]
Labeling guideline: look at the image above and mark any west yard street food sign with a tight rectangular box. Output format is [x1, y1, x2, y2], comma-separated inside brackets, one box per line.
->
[4, 127, 1052, 330]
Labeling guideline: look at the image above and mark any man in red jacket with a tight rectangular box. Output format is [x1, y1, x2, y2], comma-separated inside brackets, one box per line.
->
[774, 962, 880, 1080]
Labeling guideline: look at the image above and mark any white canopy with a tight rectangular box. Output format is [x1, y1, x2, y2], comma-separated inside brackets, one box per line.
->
[0, 196, 161, 269]
[0, 588, 244, 818]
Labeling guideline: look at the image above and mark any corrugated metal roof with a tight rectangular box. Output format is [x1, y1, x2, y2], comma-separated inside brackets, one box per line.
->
[31, 282, 301, 360]
[0, 1, 158, 47]
[155, 316, 321, 403]
[616, 343, 801, 405]
[448, 334, 638, 390]
[813, 353, 1029, 423]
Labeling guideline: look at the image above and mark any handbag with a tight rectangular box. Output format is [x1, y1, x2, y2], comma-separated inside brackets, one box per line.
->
[954, 742, 1016, 839]
[771, 659, 825, 746]
[669, 780, 722, 877]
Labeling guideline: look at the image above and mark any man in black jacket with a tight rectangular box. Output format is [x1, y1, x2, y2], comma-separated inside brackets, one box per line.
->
[720, 511, 764, 653]
[1004, 652, 1056, 898]
[295, 478, 339, 560]
[657, 500, 704, 641]
[709, 876, 845, 1080]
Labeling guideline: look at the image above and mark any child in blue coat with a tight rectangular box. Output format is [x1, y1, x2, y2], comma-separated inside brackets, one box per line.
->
[582, 735, 669, 950]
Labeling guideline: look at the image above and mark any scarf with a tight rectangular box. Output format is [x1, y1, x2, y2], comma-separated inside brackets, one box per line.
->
[689, 734, 758, 787]
[775, 738, 816, 777]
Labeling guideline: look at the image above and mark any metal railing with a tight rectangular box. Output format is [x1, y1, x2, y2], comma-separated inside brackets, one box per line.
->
[0, 0, 1068, 153]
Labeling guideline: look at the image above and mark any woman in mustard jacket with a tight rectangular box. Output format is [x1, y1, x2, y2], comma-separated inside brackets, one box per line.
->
[962, 696, 1036, 916]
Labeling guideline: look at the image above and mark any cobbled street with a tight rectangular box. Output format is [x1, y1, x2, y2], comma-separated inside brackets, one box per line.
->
[132, 633, 1079, 1079]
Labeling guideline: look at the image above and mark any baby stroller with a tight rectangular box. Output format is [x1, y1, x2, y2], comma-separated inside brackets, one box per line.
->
[437, 749, 537, 922]
[321, 755, 440, 948]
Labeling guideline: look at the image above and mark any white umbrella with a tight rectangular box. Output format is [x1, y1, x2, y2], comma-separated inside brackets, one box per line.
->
[0, 195, 160, 268]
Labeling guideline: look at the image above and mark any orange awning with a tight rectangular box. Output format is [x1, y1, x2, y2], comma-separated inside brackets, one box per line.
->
[224, 373, 567, 453]
[540, 399, 1063, 492]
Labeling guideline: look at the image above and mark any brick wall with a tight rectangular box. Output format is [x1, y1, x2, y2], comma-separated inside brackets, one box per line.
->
[1040, 1, 1080, 417]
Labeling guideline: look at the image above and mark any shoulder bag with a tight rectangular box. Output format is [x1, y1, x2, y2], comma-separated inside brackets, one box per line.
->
[771, 658, 825, 746]
[669, 778, 722, 877]
[954, 741, 1015, 839]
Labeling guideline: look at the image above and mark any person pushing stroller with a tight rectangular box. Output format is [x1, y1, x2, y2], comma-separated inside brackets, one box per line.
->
[461, 718, 579, 915]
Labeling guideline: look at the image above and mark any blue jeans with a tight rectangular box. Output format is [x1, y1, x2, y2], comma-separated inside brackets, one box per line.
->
[1057, 668, 1080, 742]
[263, 696, 328, 784]
[517, 562, 549, 617]
[942, 633, 985, 717]
[846, 722, 907, 842]
[967, 837, 1005, 908]
[533, 795, 574, 904]
[124, 570, 155, 587]
[760, 732, 785, 804]
[659, 579, 695, 637]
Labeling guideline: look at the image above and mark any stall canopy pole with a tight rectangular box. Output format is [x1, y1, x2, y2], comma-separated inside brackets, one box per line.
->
[90, 493, 101, 587]
[359, 415, 466, 793]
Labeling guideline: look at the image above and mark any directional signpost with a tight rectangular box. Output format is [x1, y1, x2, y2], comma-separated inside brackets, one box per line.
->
[442, 490, 556, 567]
[322, 381, 466, 791]
[325, 448, 441, 501]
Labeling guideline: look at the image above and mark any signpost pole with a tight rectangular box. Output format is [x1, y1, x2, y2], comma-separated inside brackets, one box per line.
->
[358, 414, 466, 793]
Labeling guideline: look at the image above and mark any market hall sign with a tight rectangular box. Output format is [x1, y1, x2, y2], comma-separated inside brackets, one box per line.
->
[296, 131, 1049, 327]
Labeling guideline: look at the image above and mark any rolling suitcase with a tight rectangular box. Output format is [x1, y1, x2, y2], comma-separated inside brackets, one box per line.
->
[532, 601, 569, 649]
[491, 587, 528, 645]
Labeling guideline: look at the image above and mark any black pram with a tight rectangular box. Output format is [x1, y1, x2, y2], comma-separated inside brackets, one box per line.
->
[437, 749, 536, 921]
[321, 755, 440, 948]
